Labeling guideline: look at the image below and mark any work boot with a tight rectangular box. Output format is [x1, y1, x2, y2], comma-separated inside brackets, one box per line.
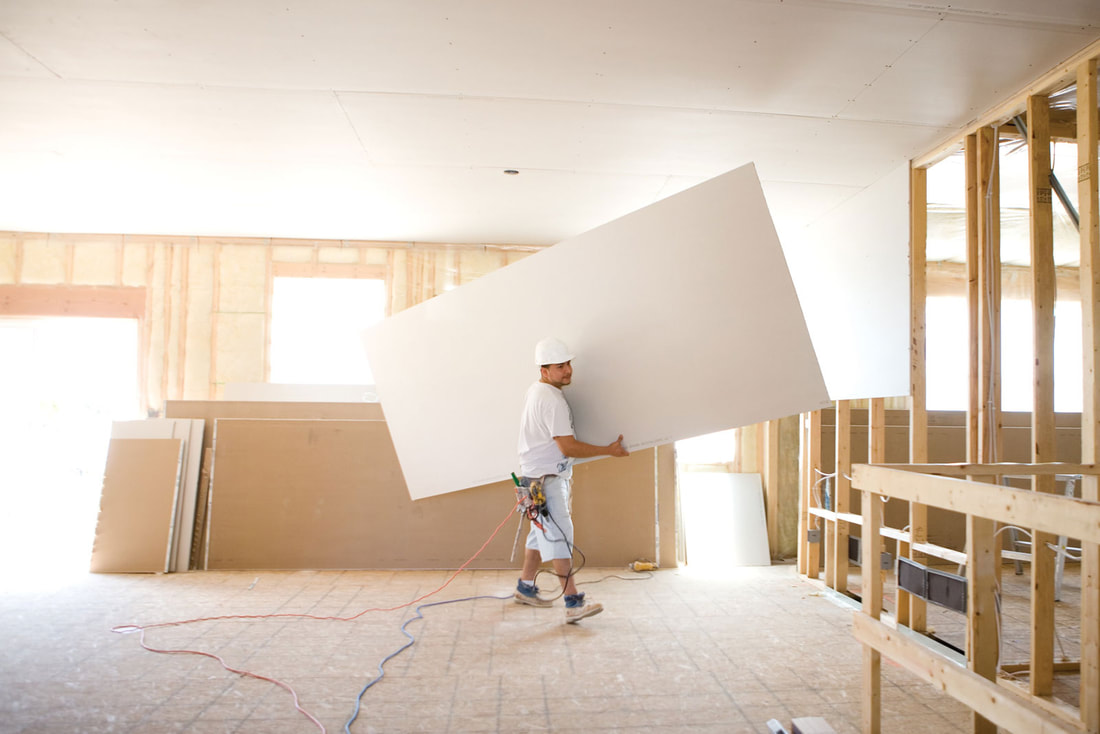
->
[564, 592, 603, 623]
[514, 579, 552, 607]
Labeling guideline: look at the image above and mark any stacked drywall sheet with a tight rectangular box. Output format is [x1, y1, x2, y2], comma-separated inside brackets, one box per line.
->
[203, 417, 662, 570]
[165, 400, 385, 563]
[90, 438, 184, 573]
[110, 419, 204, 572]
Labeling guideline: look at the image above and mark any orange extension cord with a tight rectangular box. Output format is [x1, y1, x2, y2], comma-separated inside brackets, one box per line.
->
[112, 500, 521, 733]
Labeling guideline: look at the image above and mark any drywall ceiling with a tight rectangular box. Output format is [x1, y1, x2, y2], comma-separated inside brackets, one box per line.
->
[0, 1, 1098, 246]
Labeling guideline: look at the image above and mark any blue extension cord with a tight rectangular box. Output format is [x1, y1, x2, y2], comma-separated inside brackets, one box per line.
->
[343, 594, 512, 733]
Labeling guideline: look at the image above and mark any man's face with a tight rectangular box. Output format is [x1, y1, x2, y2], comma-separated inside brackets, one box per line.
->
[540, 361, 573, 388]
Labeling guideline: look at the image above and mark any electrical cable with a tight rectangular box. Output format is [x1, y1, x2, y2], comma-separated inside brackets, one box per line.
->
[112, 499, 522, 734]
[343, 568, 655, 732]
[343, 593, 512, 733]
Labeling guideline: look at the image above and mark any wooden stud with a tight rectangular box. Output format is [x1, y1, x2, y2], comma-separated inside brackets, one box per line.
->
[161, 245, 172, 409]
[143, 243, 155, 412]
[263, 245, 273, 383]
[834, 400, 851, 594]
[766, 418, 780, 559]
[910, 163, 929, 632]
[798, 414, 810, 576]
[177, 245, 189, 400]
[807, 410, 822, 580]
[1028, 92, 1058, 696]
[209, 242, 220, 400]
[1078, 56, 1100, 734]
[965, 134, 981, 462]
[977, 125, 1003, 466]
[861, 484, 884, 734]
[64, 239, 74, 284]
[967, 507, 999, 734]
[14, 237, 23, 284]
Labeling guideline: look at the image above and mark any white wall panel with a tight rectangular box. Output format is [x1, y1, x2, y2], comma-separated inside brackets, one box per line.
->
[782, 163, 911, 401]
[365, 163, 831, 500]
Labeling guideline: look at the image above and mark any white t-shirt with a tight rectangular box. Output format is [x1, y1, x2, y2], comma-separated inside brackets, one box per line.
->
[518, 381, 575, 478]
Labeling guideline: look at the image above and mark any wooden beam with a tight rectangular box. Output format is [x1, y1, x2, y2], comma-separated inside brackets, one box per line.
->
[977, 125, 1003, 466]
[965, 134, 981, 463]
[853, 614, 1085, 734]
[799, 414, 811, 576]
[1029, 92, 1058, 696]
[807, 410, 822, 580]
[834, 400, 852, 594]
[766, 418, 780, 559]
[862, 487, 884, 734]
[927, 261, 1082, 302]
[968, 506, 999, 734]
[913, 36, 1100, 168]
[852, 465, 1100, 543]
[910, 163, 929, 632]
[1078, 56, 1100, 734]
[873, 462, 1098, 477]
[0, 283, 146, 319]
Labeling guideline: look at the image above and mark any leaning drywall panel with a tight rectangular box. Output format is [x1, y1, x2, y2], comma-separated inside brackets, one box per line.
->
[204, 418, 659, 569]
[110, 419, 204, 572]
[365, 163, 831, 500]
[90, 438, 183, 573]
[781, 163, 911, 400]
[679, 472, 771, 568]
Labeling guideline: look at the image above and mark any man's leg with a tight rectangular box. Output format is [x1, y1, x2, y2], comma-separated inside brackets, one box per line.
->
[551, 557, 578, 596]
[521, 546, 542, 581]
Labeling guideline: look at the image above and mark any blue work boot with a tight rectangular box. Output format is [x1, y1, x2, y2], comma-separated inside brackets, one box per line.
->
[564, 592, 603, 623]
[514, 579, 552, 607]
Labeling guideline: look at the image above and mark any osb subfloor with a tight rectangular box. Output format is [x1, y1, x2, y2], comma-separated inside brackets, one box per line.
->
[1, 564, 976, 734]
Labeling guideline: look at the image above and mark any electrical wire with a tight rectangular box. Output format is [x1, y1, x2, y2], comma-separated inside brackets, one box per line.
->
[343, 567, 655, 732]
[343, 593, 512, 733]
[112, 499, 522, 734]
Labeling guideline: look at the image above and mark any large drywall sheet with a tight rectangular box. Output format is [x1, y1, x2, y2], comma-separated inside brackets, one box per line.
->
[111, 419, 204, 572]
[205, 419, 659, 569]
[90, 438, 183, 573]
[780, 163, 910, 400]
[365, 163, 831, 500]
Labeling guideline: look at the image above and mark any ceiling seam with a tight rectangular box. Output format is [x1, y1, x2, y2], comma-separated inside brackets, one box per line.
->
[0, 31, 61, 79]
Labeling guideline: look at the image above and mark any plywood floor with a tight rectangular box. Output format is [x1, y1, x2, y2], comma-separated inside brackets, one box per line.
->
[1, 564, 976, 734]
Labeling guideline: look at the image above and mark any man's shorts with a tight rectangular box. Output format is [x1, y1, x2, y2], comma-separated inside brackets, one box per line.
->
[524, 474, 575, 561]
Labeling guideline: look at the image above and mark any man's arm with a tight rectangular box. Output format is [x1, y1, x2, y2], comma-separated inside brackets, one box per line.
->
[554, 434, 629, 459]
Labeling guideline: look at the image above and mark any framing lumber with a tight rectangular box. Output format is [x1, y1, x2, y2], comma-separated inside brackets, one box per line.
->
[805, 410, 822, 579]
[1028, 92, 1058, 696]
[968, 507, 999, 734]
[861, 483, 884, 734]
[852, 466, 1100, 543]
[876, 462, 1097, 477]
[977, 125, 1003, 466]
[965, 134, 980, 462]
[853, 615, 1083, 734]
[0, 284, 145, 318]
[910, 163, 929, 632]
[833, 400, 852, 594]
[1078, 56, 1100, 734]
[913, 36, 1100, 168]
[766, 418, 780, 559]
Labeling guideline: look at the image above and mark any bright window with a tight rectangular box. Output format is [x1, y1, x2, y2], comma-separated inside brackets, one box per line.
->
[269, 277, 386, 385]
[925, 295, 1082, 412]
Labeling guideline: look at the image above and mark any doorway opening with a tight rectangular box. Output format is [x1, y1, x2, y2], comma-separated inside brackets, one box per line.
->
[0, 316, 141, 591]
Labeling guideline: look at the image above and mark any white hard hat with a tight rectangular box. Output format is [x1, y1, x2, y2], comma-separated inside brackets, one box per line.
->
[535, 337, 574, 366]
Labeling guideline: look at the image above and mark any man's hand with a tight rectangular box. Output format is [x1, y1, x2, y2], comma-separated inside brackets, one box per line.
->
[607, 435, 629, 457]
[555, 434, 631, 459]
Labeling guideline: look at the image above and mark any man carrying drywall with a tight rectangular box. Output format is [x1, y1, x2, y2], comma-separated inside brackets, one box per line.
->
[515, 336, 629, 623]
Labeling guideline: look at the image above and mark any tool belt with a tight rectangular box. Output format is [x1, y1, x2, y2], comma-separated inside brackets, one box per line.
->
[513, 474, 549, 530]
